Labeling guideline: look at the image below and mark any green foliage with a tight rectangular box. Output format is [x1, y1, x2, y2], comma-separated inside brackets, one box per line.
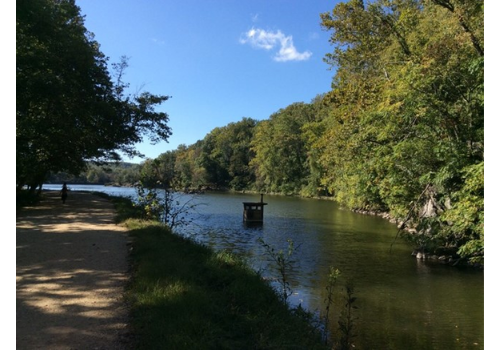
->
[47, 161, 141, 185]
[300, 95, 331, 197]
[251, 103, 319, 194]
[440, 161, 484, 264]
[318, 0, 483, 265]
[172, 143, 207, 190]
[199, 118, 257, 190]
[134, 181, 163, 221]
[134, 156, 200, 231]
[17, 0, 171, 190]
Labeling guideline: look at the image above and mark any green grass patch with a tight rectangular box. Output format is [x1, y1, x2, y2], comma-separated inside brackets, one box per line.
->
[118, 215, 327, 349]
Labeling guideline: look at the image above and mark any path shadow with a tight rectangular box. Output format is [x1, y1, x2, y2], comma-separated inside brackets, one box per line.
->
[16, 191, 132, 350]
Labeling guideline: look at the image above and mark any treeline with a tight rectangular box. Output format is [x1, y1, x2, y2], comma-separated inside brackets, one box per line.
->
[46, 162, 141, 186]
[145, 0, 484, 266]
[144, 99, 329, 195]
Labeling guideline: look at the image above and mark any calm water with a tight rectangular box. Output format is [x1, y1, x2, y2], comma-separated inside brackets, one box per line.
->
[44, 184, 484, 349]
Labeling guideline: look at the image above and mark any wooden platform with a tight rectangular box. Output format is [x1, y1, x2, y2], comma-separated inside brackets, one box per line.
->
[243, 194, 267, 223]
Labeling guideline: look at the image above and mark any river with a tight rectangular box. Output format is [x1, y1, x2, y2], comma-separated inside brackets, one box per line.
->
[43, 184, 484, 349]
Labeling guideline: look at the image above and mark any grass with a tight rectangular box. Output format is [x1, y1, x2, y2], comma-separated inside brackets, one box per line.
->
[110, 195, 328, 350]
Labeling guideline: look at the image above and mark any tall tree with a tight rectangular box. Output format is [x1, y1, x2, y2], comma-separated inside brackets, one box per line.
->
[301, 94, 331, 197]
[251, 103, 315, 194]
[16, 0, 172, 191]
[199, 118, 257, 190]
[173, 142, 207, 190]
[319, 0, 483, 264]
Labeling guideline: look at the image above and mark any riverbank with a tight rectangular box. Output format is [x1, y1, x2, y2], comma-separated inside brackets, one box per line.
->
[123, 219, 328, 349]
[16, 190, 329, 349]
[105, 192, 329, 349]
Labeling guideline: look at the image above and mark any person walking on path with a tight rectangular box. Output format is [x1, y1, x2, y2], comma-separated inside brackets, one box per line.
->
[60, 182, 68, 204]
[16, 190, 132, 349]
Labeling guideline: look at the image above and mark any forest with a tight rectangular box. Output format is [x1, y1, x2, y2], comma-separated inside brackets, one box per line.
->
[19, 0, 483, 267]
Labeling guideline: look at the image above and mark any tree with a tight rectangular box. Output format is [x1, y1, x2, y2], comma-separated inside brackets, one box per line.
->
[16, 0, 172, 192]
[198, 118, 257, 190]
[301, 94, 331, 197]
[173, 142, 208, 190]
[135, 158, 172, 222]
[251, 103, 315, 194]
[135, 155, 198, 230]
[319, 0, 483, 264]
[224, 118, 258, 190]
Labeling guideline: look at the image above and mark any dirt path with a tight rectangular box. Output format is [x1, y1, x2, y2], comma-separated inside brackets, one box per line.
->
[16, 191, 132, 350]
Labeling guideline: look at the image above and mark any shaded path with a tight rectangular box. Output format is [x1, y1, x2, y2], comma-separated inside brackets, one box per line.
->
[16, 191, 131, 350]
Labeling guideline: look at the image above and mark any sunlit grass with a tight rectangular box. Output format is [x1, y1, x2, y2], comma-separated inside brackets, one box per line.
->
[122, 219, 327, 349]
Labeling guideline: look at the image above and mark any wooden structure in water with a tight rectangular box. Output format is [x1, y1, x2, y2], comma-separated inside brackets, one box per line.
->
[243, 194, 268, 223]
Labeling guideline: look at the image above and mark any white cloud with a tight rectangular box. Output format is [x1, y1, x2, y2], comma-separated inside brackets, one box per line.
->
[240, 28, 312, 62]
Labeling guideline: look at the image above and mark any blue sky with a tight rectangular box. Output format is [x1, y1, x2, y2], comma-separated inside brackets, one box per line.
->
[75, 0, 343, 163]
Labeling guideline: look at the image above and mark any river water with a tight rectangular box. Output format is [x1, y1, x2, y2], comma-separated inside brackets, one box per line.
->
[43, 184, 484, 349]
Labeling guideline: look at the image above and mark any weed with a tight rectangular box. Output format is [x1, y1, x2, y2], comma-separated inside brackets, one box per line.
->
[257, 237, 298, 304]
[323, 267, 341, 345]
[337, 281, 358, 350]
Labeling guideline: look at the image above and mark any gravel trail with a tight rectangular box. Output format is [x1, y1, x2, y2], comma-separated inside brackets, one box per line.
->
[16, 190, 132, 350]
